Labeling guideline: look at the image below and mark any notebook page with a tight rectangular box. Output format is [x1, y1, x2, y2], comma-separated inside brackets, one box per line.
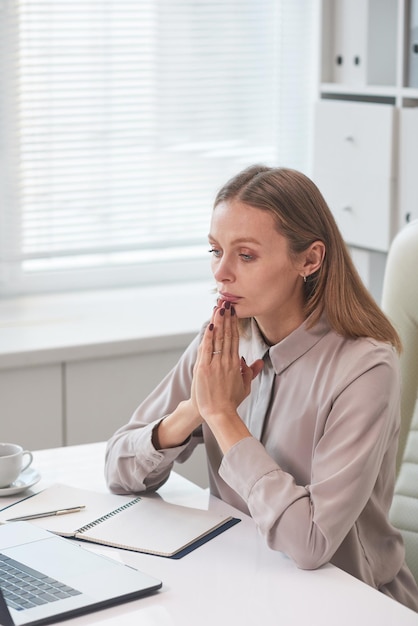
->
[78, 495, 233, 556]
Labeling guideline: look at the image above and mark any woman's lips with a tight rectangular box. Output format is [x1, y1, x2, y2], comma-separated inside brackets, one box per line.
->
[219, 293, 241, 304]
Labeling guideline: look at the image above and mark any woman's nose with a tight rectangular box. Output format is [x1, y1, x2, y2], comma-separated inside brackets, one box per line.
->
[212, 255, 234, 283]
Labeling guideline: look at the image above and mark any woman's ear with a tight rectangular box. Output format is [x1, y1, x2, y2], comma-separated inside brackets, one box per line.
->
[301, 241, 325, 279]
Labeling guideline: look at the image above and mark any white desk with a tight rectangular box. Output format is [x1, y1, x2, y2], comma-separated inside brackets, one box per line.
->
[1, 442, 417, 625]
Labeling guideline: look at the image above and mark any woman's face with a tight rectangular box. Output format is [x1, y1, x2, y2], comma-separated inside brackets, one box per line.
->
[209, 199, 306, 343]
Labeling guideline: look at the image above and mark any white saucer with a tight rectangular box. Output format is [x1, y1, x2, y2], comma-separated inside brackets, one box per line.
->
[0, 467, 41, 496]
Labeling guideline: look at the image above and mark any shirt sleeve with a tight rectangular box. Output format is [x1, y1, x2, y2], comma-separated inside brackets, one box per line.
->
[105, 330, 203, 494]
[219, 343, 401, 570]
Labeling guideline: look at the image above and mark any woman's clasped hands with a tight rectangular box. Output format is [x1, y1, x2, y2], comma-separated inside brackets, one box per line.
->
[192, 300, 264, 453]
[154, 300, 263, 453]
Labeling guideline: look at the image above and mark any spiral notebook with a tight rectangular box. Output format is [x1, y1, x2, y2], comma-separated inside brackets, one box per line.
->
[0, 484, 239, 558]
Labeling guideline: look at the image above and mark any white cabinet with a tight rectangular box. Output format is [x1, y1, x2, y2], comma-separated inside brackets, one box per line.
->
[399, 108, 418, 224]
[0, 365, 63, 449]
[314, 0, 418, 256]
[65, 348, 184, 446]
[313, 100, 395, 251]
[65, 348, 209, 488]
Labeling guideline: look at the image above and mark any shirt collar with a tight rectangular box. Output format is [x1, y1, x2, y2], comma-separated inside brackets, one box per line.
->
[247, 314, 330, 375]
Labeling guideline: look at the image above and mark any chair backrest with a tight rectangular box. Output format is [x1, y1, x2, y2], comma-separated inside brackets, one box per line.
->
[389, 404, 418, 583]
[381, 219, 418, 582]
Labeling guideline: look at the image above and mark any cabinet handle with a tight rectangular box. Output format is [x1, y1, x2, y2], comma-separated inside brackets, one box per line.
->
[342, 206, 352, 212]
[345, 136, 354, 142]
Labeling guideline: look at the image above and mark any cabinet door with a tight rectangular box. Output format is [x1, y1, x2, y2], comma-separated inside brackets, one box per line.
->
[65, 348, 209, 488]
[399, 108, 418, 225]
[313, 100, 395, 252]
[65, 348, 185, 445]
[0, 365, 62, 449]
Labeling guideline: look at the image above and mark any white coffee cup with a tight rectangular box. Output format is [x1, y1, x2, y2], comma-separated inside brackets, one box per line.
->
[0, 443, 34, 488]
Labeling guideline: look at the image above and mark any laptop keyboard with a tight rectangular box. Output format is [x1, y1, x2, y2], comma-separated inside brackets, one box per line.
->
[0, 552, 82, 612]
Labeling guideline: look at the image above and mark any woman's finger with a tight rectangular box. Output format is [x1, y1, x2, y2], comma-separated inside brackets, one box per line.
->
[200, 321, 216, 364]
[230, 305, 239, 357]
[212, 305, 226, 355]
[220, 302, 232, 357]
[240, 357, 263, 393]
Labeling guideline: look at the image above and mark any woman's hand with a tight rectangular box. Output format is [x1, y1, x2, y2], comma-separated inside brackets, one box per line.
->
[153, 304, 224, 451]
[155, 300, 263, 453]
[193, 301, 263, 452]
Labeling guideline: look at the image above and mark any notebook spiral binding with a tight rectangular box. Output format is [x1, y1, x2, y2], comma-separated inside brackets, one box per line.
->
[76, 497, 142, 534]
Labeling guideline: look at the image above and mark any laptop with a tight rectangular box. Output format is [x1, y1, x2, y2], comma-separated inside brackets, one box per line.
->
[0, 521, 162, 626]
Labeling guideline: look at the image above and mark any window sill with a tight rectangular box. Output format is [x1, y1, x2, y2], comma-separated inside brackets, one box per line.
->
[0, 281, 215, 369]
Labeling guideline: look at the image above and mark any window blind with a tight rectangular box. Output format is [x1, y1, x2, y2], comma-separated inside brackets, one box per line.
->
[0, 0, 317, 296]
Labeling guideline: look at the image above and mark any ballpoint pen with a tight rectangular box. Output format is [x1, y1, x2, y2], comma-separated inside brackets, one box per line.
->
[6, 506, 86, 522]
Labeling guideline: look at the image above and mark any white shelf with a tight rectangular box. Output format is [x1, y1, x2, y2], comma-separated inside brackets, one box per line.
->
[320, 83, 399, 98]
[314, 0, 418, 254]
[401, 87, 418, 100]
[320, 83, 418, 104]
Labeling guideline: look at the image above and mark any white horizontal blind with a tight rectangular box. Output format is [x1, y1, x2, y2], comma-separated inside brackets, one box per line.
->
[0, 0, 317, 296]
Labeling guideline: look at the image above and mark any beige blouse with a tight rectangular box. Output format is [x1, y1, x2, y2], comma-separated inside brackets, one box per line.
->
[105, 315, 418, 612]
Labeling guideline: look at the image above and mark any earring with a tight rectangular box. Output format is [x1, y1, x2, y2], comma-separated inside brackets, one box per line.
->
[303, 275, 307, 283]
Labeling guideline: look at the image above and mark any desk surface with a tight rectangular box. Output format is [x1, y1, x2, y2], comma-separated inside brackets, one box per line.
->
[1, 442, 417, 626]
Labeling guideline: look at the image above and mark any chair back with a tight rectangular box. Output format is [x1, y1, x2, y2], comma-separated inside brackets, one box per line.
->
[382, 219, 418, 582]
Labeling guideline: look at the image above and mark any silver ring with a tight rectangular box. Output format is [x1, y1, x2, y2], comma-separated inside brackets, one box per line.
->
[212, 350, 222, 355]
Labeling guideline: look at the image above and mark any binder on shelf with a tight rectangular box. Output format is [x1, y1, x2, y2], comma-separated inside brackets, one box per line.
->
[409, 0, 418, 88]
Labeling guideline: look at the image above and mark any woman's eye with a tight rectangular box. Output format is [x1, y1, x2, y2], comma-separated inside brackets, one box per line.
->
[239, 253, 254, 262]
[208, 247, 221, 258]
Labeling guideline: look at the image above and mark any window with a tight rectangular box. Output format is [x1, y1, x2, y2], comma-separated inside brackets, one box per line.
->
[0, 0, 318, 296]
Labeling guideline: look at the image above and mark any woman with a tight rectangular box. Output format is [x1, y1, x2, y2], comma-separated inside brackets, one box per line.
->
[105, 165, 418, 612]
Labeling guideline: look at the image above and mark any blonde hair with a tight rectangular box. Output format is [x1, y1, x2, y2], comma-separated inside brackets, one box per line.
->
[214, 165, 401, 352]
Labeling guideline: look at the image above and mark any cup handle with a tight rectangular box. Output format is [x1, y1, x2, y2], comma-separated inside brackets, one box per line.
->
[21, 451, 33, 473]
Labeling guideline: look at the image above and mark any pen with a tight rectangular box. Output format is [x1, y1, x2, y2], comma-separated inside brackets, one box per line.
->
[6, 506, 86, 522]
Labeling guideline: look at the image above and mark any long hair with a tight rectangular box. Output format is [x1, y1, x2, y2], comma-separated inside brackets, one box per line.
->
[214, 165, 401, 352]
